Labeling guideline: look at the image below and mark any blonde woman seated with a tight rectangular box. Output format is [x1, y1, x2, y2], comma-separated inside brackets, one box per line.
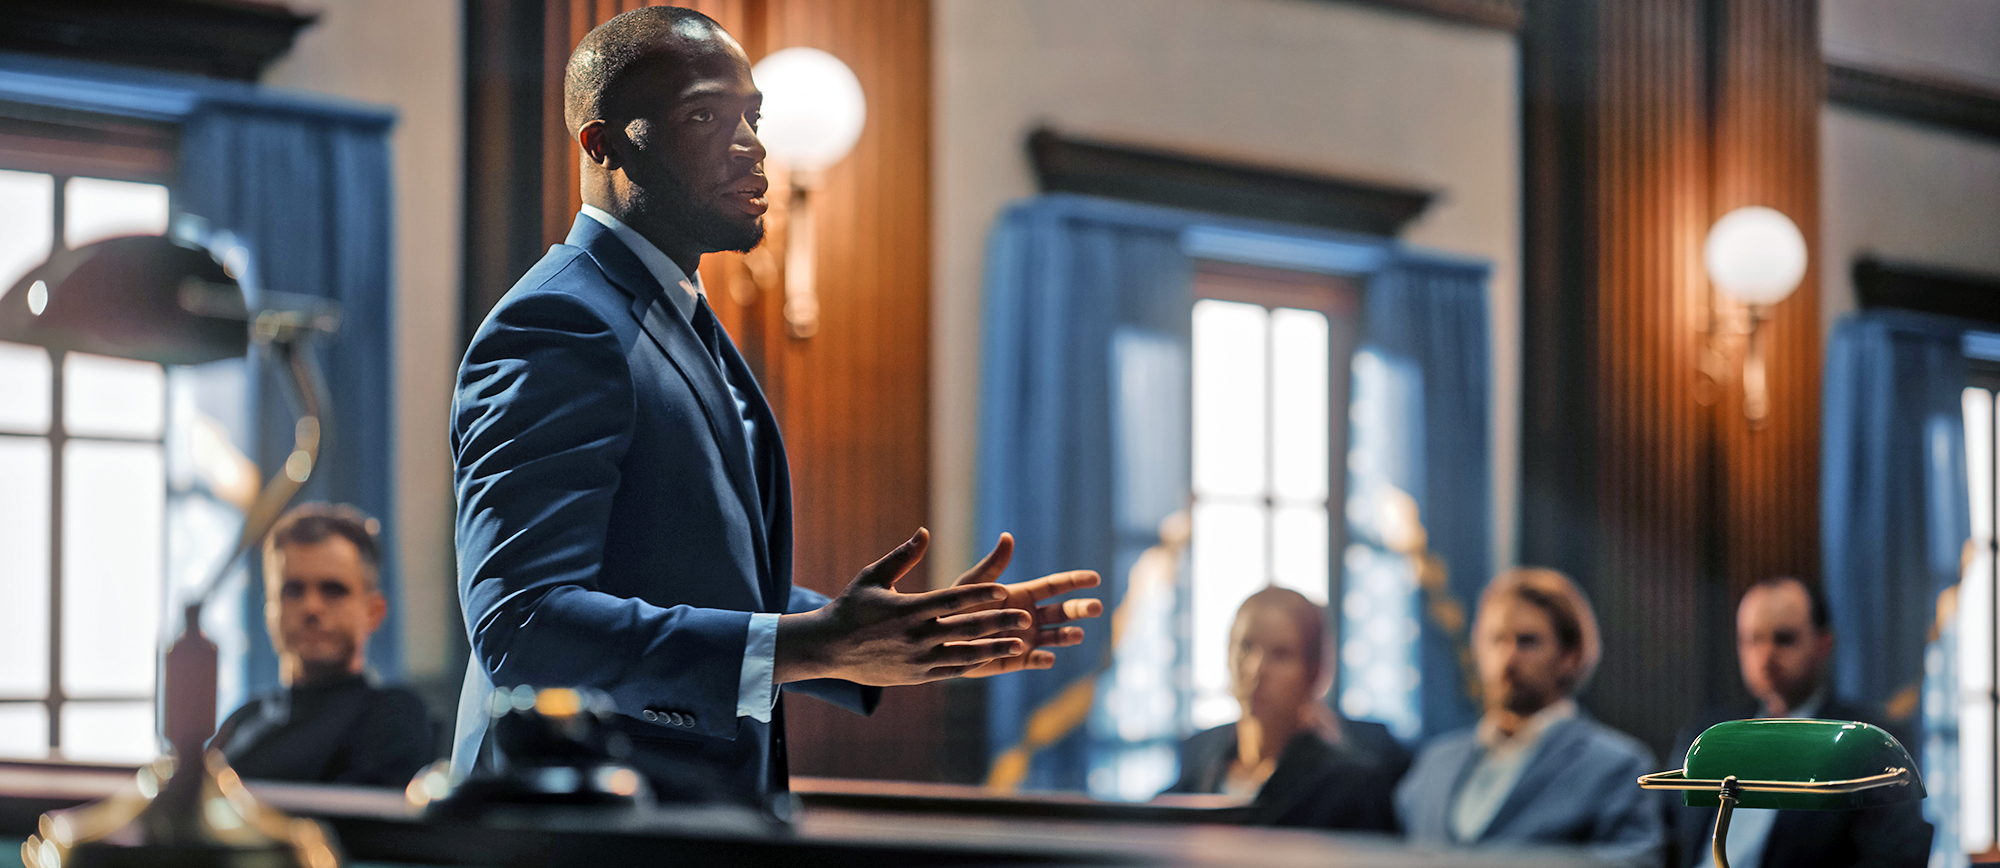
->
[1167, 586, 1406, 831]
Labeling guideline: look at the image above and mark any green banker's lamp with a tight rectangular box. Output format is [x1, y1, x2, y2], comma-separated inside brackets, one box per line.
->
[1638, 718, 1926, 868]
[1, 229, 343, 868]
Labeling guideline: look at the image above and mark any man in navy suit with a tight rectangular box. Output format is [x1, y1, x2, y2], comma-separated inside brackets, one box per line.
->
[1664, 576, 1930, 868]
[450, 6, 1101, 803]
[1395, 568, 1662, 867]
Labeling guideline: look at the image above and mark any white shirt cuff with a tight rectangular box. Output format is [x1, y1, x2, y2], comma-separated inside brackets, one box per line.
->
[736, 612, 779, 723]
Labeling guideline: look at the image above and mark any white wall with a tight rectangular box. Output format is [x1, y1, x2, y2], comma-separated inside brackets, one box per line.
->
[933, 0, 1521, 577]
[1819, 0, 2000, 334]
[261, 0, 463, 683]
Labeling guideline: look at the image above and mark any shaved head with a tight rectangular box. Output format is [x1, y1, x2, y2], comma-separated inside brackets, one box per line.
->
[564, 6, 730, 137]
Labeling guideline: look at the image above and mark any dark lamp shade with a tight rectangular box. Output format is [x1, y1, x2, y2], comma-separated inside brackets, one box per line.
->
[0, 235, 248, 365]
[1679, 718, 1925, 810]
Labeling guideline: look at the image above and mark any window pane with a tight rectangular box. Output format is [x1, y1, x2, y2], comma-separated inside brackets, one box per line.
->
[0, 341, 53, 434]
[0, 704, 48, 759]
[1272, 504, 1330, 605]
[0, 436, 51, 696]
[64, 177, 169, 250]
[60, 701, 157, 763]
[0, 170, 53, 295]
[62, 440, 163, 697]
[65, 352, 165, 440]
[1270, 308, 1330, 503]
[1192, 300, 1267, 498]
[1190, 499, 1267, 728]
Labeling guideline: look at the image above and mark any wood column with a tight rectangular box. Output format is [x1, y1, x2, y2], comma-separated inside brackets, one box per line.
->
[470, 0, 940, 781]
[1520, 0, 1820, 755]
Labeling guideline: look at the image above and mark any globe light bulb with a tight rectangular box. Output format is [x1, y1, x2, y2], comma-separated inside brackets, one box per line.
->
[751, 47, 866, 171]
[1703, 206, 1807, 306]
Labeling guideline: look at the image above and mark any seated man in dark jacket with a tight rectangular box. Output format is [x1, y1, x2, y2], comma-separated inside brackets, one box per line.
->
[1168, 587, 1405, 831]
[210, 504, 438, 786]
[1665, 575, 1930, 868]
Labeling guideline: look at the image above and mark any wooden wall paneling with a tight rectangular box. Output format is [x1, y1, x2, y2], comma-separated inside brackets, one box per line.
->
[1580, 0, 1712, 757]
[1522, 0, 1822, 756]
[1711, 0, 1821, 595]
[760, 0, 939, 783]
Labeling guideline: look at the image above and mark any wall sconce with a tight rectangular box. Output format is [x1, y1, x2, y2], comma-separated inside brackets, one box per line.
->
[751, 46, 866, 339]
[1701, 206, 1807, 427]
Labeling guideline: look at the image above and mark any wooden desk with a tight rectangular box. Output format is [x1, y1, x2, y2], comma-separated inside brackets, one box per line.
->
[0, 762, 1600, 867]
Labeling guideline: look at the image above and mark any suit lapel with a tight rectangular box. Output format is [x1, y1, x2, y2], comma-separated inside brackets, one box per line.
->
[566, 218, 775, 606]
[1479, 715, 1587, 840]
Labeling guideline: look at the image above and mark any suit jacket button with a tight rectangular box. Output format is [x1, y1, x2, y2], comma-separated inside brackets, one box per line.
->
[641, 710, 659, 722]
[668, 712, 685, 727]
[682, 713, 696, 727]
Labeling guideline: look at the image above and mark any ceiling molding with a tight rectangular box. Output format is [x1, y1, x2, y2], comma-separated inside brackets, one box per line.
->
[1826, 59, 2000, 143]
[1027, 128, 1437, 238]
[1854, 257, 2000, 325]
[0, 0, 315, 81]
[1326, 0, 1523, 32]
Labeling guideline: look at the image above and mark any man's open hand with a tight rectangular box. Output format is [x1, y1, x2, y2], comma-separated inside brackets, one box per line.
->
[951, 533, 1102, 677]
[775, 528, 1035, 686]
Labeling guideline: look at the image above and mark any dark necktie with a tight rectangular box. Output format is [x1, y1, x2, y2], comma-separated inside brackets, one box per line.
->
[691, 293, 727, 370]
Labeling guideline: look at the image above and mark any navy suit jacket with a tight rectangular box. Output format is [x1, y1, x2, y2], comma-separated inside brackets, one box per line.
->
[449, 215, 878, 801]
[1664, 700, 1932, 868]
[1396, 711, 1663, 868]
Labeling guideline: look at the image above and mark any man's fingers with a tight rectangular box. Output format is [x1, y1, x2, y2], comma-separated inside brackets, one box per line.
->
[1010, 570, 1101, 603]
[930, 608, 1032, 641]
[1037, 625, 1086, 648]
[903, 582, 1008, 619]
[928, 637, 1026, 666]
[850, 528, 930, 590]
[1036, 597, 1103, 625]
[952, 532, 1015, 587]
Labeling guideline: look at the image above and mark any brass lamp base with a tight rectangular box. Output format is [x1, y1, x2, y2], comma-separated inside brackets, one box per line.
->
[22, 751, 339, 868]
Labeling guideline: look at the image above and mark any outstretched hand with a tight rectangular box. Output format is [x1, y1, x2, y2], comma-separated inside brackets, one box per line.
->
[775, 528, 1035, 686]
[951, 533, 1103, 677]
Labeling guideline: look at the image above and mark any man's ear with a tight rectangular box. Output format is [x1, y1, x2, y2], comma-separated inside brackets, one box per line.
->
[365, 590, 388, 633]
[578, 119, 620, 169]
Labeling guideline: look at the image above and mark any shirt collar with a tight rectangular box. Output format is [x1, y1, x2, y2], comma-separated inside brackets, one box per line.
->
[1475, 697, 1577, 751]
[579, 204, 702, 320]
[1783, 688, 1827, 720]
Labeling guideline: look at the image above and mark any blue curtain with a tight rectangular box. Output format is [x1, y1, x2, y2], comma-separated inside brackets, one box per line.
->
[0, 54, 402, 693]
[977, 196, 1194, 792]
[1822, 310, 1968, 728]
[179, 104, 399, 690]
[977, 194, 1491, 789]
[1355, 256, 1491, 743]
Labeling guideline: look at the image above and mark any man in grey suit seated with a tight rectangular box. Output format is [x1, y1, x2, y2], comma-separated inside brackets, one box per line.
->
[1396, 568, 1662, 867]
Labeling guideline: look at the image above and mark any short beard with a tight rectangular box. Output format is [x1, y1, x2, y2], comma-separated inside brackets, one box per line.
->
[627, 168, 766, 254]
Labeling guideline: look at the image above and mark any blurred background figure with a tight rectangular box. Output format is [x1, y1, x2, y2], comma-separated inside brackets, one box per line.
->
[1167, 586, 1405, 832]
[1665, 576, 1931, 868]
[210, 503, 439, 786]
[1396, 568, 1660, 866]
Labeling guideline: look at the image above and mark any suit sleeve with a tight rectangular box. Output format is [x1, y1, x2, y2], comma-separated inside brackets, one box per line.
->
[454, 283, 751, 741]
[777, 584, 882, 714]
[1585, 743, 1667, 868]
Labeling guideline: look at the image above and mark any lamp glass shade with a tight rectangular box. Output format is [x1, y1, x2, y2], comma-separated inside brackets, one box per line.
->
[1703, 206, 1808, 306]
[1680, 719, 1925, 810]
[0, 235, 247, 365]
[751, 47, 866, 171]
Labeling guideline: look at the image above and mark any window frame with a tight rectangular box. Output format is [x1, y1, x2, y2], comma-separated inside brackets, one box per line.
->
[0, 104, 178, 760]
[1185, 259, 1363, 724]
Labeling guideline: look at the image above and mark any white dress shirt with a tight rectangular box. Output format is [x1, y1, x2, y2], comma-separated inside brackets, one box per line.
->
[1450, 698, 1579, 843]
[579, 204, 780, 725]
[1696, 691, 1826, 868]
